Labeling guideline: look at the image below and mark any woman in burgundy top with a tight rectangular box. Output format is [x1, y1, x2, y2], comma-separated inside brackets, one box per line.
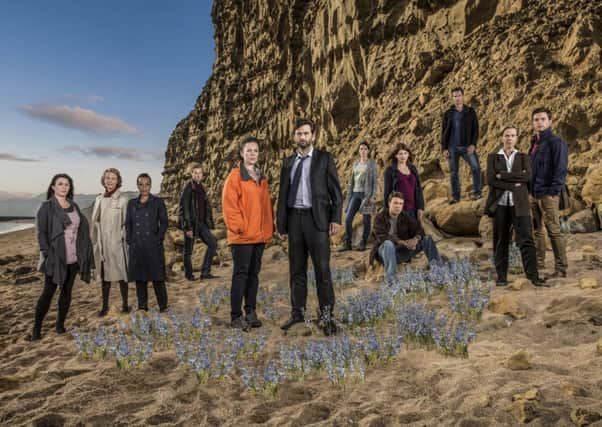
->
[383, 143, 425, 223]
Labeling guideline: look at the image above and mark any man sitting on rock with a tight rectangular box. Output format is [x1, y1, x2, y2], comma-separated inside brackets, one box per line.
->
[370, 192, 441, 285]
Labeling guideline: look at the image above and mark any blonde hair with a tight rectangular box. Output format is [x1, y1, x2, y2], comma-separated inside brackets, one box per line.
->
[101, 168, 122, 189]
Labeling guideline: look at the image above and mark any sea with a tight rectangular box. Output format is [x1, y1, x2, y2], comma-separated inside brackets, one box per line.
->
[0, 222, 35, 235]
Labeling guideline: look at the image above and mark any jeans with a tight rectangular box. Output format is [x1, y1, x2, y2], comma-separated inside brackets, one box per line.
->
[378, 237, 440, 284]
[33, 263, 78, 333]
[530, 195, 568, 273]
[448, 145, 481, 200]
[230, 243, 265, 320]
[183, 223, 217, 277]
[493, 205, 539, 281]
[345, 192, 371, 243]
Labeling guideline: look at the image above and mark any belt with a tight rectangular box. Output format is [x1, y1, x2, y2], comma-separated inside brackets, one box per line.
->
[289, 207, 312, 215]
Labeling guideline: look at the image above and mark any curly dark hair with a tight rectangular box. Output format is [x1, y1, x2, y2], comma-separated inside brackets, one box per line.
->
[46, 173, 74, 200]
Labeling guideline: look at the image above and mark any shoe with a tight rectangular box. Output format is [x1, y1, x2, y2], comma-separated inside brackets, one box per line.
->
[470, 193, 481, 201]
[200, 273, 219, 280]
[358, 240, 367, 252]
[30, 330, 42, 342]
[530, 277, 549, 287]
[496, 279, 508, 287]
[545, 271, 567, 279]
[138, 306, 149, 312]
[185, 275, 197, 281]
[230, 316, 249, 332]
[98, 308, 109, 317]
[159, 307, 169, 313]
[449, 199, 459, 205]
[322, 320, 337, 336]
[338, 241, 352, 252]
[245, 311, 262, 328]
[55, 326, 66, 335]
[121, 305, 131, 314]
[280, 316, 304, 331]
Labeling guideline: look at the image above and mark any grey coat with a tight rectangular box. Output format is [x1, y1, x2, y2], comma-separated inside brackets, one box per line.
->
[344, 159, 378, 215]
[36, 197, 94, 286]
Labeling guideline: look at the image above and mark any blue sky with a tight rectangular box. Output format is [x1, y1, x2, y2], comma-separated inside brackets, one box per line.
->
[0, 1, 214, 195]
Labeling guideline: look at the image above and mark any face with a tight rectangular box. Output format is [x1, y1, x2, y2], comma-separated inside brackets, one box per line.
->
[395, 149, 410, 164]
[502, 128, 518, 151]
[452, 90, 464, 107]
[52, 177, 71, 198]
[103, 172, 119, 192]
[241, 142, 259, 166]
[293, 124, 314, 150]
[191, 168, 203, 183]
[532, 112, 551, 133]
[359, 144, 369, 158]
[389, 197, 404, 216]
[137, 177, 151, 196]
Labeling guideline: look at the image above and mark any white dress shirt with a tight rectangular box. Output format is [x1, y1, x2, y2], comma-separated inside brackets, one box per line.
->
[497, 148, 518, 206]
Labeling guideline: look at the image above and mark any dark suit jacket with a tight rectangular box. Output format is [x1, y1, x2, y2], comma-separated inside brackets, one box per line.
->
[485, 150, 532, 217]
[276, 148, 343, 233]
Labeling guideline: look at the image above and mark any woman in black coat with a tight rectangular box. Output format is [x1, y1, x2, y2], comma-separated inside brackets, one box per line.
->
[383, 143, 425, 223]
[32, 173, 94, 341]
[485, 126, 546, 287]
[126, 173, 169, 311]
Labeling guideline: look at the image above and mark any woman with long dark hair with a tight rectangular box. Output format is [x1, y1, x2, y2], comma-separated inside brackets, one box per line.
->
[91, 168, 130, 316]
[383, 143, 425, 223]
[31, 174, 94, 341]
[222, 137, 274, 331]
[340, 141, 378, 251]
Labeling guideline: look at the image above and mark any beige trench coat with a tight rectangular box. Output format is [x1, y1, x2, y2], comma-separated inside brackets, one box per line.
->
[91, 191, 129, 282]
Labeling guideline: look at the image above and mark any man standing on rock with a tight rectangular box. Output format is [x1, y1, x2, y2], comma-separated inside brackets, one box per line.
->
[276, 118, 343, 336]
[441, 87, 482, 204]
[179, 163, 218, 281]
[529, 107, 569, 279]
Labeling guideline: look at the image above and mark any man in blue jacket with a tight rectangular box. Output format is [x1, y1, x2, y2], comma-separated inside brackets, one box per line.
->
[441, 87, 481, 204]
[528, 107, 569, 278]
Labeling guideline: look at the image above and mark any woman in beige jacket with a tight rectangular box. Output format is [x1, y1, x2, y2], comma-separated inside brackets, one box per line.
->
[91, 168, 130, 315]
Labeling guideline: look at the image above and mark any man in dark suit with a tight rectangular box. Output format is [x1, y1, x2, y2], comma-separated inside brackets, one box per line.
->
[276, 118, 343, 336]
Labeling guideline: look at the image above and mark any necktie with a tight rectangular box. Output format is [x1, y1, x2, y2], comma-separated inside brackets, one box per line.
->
[287, 156, 309, 208]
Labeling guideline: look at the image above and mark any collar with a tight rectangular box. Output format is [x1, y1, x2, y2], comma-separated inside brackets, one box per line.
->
[536, 128, 553, 140]
[497, 148, 517, 157]
[239, 164, 264, 182]
[296, 146, 314, 159]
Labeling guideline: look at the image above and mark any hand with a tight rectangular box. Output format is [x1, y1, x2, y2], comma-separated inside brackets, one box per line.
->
[329, 223, 341, 236]
[496, 173, 501, 179]
[467, 145, 476, 155]
[370, 197, 376, 204]
[443, 150, 449, 159]
[407, 238, 418, 251]
[275, 232, 286, 241]
[185, 230, 193, 238]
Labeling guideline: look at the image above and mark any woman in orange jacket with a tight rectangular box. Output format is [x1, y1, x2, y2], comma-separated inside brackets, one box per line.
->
[222, 136, 274, 331]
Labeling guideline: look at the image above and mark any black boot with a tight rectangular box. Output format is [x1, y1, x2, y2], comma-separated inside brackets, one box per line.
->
[31, 324, 42, 341]
[119, 281, 130, 313]
[98, 281, 111, 317]
[338, 240, 352, 252]
[358, 240, 367, 251]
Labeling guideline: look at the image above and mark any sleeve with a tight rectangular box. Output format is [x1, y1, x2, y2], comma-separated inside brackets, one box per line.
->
[471, 109, 479, 147]
[371, 161, 379, 199]
[180, 186, 192, 230]
[125, 201, 133, 245]
[327, 153, 343, 225]
[383, 167, 392, 209]
[276, 159, 288, 234]
[549, 139, 568, 195]
[222, 172, 245, 234]
[344, 166, 354, 214]
[157, 199, 168, 241]
[206, 196, 215, 229]
[120, 197, 127, 242]
[487, 154, 519, 191]
[36, 203, 50, 256]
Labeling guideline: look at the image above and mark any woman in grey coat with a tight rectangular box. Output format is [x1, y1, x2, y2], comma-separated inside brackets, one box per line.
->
[340, 141, 378, 252]
[91, 168, 130, 316]
[32, 174, 94, 341]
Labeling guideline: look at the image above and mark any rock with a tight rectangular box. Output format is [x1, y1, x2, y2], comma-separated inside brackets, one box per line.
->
[513, 388, 539, 401]
[478, 215, 493, 241]
[0, 255, 24, 266]
[505, 350, 532, 370]
[488, 295, 526, 319]
[582, 164, 602, 206]
[15, 276, 39, 285]
[582, 245, 596, 254]
[171, 262, 183, 274]
[167, 228, 185, 247]
[568, 209, 599, 233]
[510, 278, 530, 291]
[596, 204, 602, 230]
[213, 228, 227, 240]
[476, 393, 491, 408]
[579, 277, 599, 289]
[544, 295, 602, 326]
[508, 399, 540, 423]
[561, 383, 589, 397]
[570, 408, 601, 427]
[596, 338, 602, 356]
[13, 265, 34, 275]
[433, 200, 481, 236]
[420, 216, 445, 242]
[284, 324, 312, 337]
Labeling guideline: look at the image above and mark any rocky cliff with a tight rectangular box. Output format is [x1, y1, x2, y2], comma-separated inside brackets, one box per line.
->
[161, 0, 602, 234]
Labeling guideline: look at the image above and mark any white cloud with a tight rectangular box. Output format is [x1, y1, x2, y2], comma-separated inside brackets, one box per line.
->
[60, 145, 162, 161]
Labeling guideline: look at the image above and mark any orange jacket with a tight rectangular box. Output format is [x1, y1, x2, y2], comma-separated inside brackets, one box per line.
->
[222, 165, 274, 245]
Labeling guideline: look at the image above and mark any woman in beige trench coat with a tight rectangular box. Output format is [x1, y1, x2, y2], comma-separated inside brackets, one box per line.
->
[91, 168, 130, 316]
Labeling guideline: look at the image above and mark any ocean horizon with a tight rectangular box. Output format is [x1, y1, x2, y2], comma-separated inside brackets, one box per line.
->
[0, 221, 35, 235]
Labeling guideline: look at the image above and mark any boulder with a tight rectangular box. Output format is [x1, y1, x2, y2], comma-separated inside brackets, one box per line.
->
[596, 338, 602, 356]
[510, 278, 530, 291]
[579, 277, 599, 289]
[544, 295, 602, 326]
[581, 164, 602, 206]
[420, 216, 446, 242]
[478, 215, 493, 241]
[570, 408, 601, 427]
[432, 200, 482, 236]
[567, 209, 599, 233]
[505, 350, 532, 370]
[167, 228, 185, 247]
[488, 295, 526, 319]
[508, 399, 539, 424]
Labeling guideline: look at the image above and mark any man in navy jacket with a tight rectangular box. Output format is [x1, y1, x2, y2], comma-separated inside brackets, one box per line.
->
[528, 107, 569, 278]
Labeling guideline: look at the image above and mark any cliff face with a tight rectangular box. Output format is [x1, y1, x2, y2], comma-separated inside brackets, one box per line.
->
[161, 0, 602, 219]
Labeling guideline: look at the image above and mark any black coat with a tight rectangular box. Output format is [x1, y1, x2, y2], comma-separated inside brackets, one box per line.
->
[126, 194, 168, 282]
[383, 163, 425, 210]
[441, 105, 479, 150]
[485, 150, 532, 218]
[369, 209, 425, 265]
[276, 148, 343, 233]
[528, 128, 568, 198]
[36, 197, 94, 285]
[179, 181, 214, 232]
